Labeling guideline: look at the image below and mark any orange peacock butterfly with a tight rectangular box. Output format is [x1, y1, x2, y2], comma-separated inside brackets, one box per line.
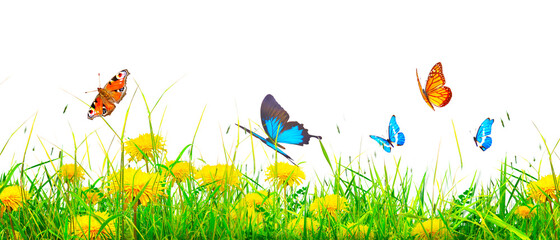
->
[87, 69, 130, 120]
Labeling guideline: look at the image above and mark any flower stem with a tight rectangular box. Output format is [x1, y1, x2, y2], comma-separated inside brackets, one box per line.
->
[549, 201, 558, 239]
[8, 212, 15, 240]
[134, 202, 139, 240]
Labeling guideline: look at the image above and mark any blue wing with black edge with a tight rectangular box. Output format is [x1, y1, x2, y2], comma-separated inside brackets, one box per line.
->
[388, 115, 405, 146]
[370, 135, 392, 153]
[474, 118, 494, 151]
[235, 123, 295, 164]
[371, 115, 405, 153]
[260, 94, 320, 145]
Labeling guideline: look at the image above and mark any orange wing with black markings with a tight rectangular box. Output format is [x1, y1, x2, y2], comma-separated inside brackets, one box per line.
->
[103, 69, 129, 103]
[416, 62, 452, 110]
[87, 69, 130, 119]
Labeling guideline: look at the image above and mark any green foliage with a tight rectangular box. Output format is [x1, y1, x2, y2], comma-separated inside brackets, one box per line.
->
[1, 91, 559, 240]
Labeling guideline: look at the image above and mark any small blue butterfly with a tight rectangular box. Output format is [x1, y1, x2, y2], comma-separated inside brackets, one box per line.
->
[474, 118, 494, 151]
[369, 115, 405, 153]
[236, 94, 321, 165]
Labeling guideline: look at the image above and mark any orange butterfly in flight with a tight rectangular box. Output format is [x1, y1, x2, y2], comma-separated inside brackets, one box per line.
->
[416, 62, 452, 110]
[87, 69, 130, 119]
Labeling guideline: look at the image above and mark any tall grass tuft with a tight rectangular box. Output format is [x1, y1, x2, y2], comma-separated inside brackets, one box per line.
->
[1, 87, 560, 239]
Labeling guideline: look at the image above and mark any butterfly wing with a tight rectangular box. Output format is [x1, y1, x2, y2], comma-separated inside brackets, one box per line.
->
[260, 94, 313, 145]
[87, 93, 116, 120]
[236, 123, 295, 164]
[417, 62, 452, 110]
[416, 69, 434, 110]
[475, 118, 494, 151]
[103, 69, 130, 103]
[370, 135, 392, 153]
[479, 137, 492, 151]
[388, 115, 405, 146]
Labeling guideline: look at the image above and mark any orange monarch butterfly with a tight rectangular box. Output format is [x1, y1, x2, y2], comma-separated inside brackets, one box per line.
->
[416, 62, 452, 110]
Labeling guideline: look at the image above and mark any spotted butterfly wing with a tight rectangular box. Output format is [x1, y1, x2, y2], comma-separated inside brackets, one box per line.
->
[474, 118, 494, 151]
[370, 115, 405, 153]
[416, 62, 452, 111]
[237, 94, 321, 165]
[87, 69, 130, 120]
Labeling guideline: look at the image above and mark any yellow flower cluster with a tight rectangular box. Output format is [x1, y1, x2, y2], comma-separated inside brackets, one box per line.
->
[309, 194, 348, 218]
[527, 174, 560, 203]
[124, 133, 166, 162]
[411, 218, 451, 240]
[265, 162, 305, 188]
[229, 191, 271, 227]
[195, 164, 242, 191]
[107, 168, 166, 206]
[166, 160, 197, 184]
[71, 212, 115, 239]
[58, 164, 85, 183]
[242, 191, 271, 209]
[82, 187, 102, 205]
[0, 186, 29, 212]
[514, 204, 536, 219]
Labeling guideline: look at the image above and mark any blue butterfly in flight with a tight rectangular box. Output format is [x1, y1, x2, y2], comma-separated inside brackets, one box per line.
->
[236, 94, 322, 165]
[369, 115, 405, 153]
[474, 118, 494, 151]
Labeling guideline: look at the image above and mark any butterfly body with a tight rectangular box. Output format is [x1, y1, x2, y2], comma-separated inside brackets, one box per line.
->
[416, 62, 452, 110]
[474, 118, 494, 151]
[237, 94, 321, 165]
[87, 69, 130, 120]
[370, 115, 405, 153]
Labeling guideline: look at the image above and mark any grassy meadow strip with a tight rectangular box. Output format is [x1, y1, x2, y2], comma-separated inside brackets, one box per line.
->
[0, 91, 559, 239]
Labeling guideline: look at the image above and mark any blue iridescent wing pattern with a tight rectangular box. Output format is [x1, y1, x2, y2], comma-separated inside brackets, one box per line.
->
[261, 94, 320, 145]
[235, 123, 294, 163]
[388, 115, 405, 146]
[371, 115, 404, 153]
[474, 118, 494, 151]
[236, 94, 321, 165]
[370, 135, 392, 153]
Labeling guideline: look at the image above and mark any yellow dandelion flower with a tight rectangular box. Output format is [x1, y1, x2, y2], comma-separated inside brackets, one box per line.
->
[165, 161, 197, 184]
[71, 212, 115, 239]
[411, 218, 451, 240]
[287, 217, 321, 236]
[195, 164, 242, 191]
[242, 190, 271, 209]
[233, 191, 271, 227]
[527, 174, 560, 203]
[0, 186, 29, 212]
[515, 204, 536, 219]
[124, 133, 166, 162]
[339, 223, 374, 239]
[265, 162, 305, 188]
[107, 168, 166, 206]
[309, 194, 348, 218]
[58, 164, 85, 183]
[82, 187, 102, 205]
[228, 206, 264, 228]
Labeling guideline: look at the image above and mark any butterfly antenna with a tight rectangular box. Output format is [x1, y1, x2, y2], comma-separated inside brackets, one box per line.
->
[310, 134, 322, 140]
[85, 73, 102, 94]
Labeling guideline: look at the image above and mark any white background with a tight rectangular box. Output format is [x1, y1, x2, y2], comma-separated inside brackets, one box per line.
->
[1, 1, 559, 190]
